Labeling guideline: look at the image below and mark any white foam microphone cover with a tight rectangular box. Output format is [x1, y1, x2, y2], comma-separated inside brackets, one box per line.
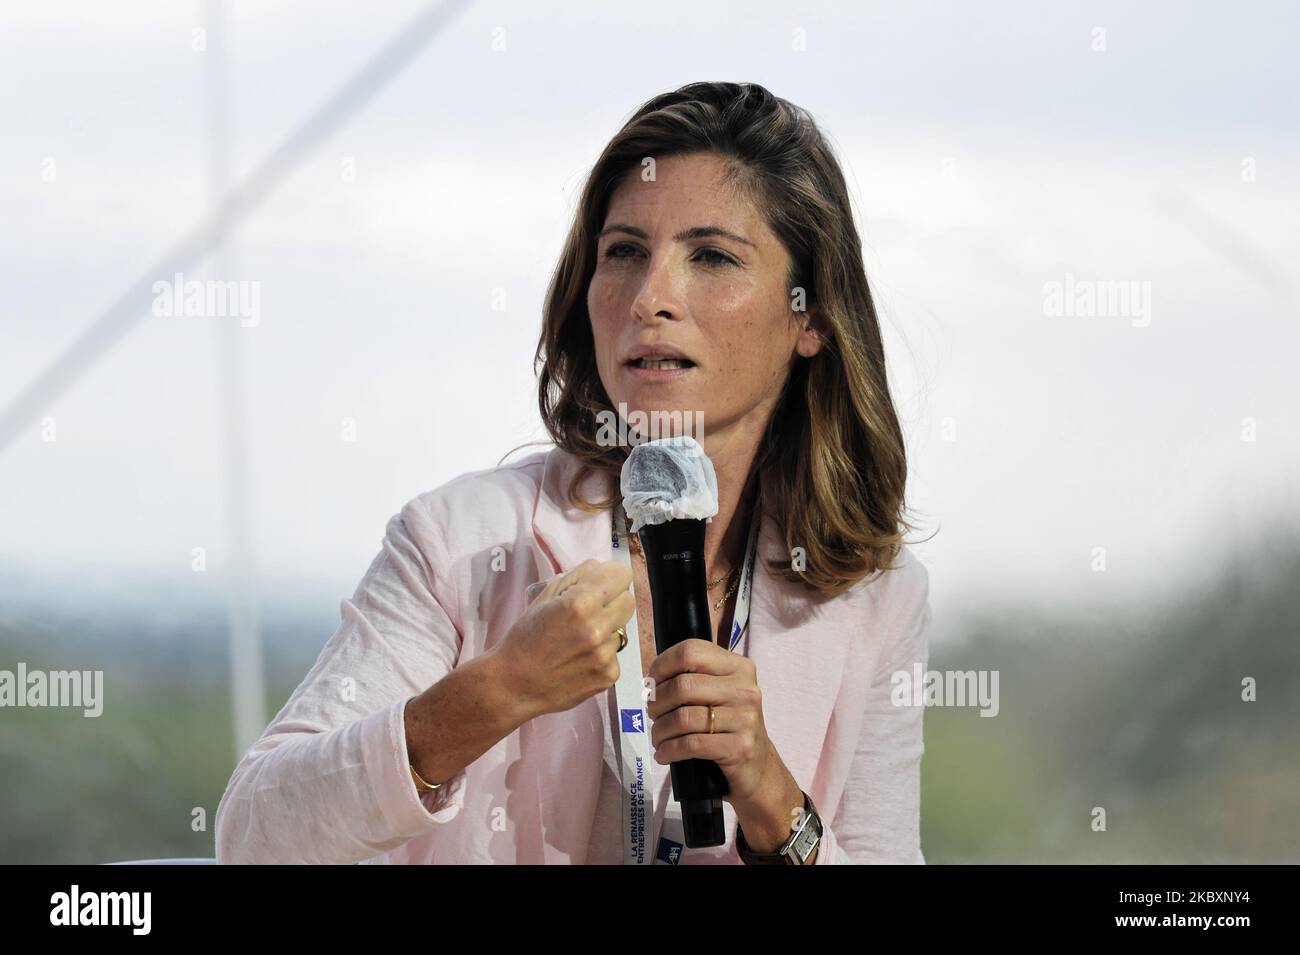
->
[619, 434, 719, 534]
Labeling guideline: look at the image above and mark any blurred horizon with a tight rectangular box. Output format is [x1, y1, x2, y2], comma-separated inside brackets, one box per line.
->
[2, 454, 1295, 643]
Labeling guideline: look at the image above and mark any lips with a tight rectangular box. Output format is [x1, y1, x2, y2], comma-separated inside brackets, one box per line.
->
[623, 358, 695, 381]
[628, 357, 694, 370]
[622, 344, 696, 369]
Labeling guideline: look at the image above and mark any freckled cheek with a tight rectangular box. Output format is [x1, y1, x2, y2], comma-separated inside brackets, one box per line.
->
[587, 278, 622, 345]
[699, 281, 749, 317]
[591, 272, 633, 310]
[709, 323, 787, 392]
[711, 311, 764, 363]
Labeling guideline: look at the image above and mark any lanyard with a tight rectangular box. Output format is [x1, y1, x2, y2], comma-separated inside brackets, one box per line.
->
[609, 503, 759, 864]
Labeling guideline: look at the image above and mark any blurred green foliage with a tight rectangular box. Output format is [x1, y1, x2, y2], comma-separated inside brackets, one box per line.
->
[2, 535, 1296, 863]
[922, 534, 1300, 863]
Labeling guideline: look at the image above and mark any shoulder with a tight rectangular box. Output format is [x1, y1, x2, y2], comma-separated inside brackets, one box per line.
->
[845, 543, 931, 642]
[412, 449, 548, 518]
[396, 449, 550, 555]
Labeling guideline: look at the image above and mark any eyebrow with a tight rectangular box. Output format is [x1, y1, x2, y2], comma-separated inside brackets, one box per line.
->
[594, 223, 756, 249]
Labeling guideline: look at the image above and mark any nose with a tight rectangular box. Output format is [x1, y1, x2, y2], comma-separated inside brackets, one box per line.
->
[631, 255, 686, 325]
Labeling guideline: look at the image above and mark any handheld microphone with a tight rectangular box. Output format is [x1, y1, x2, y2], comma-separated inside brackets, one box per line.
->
[620, 435, 729, 848]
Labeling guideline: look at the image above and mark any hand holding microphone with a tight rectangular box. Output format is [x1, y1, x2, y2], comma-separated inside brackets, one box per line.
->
[621, 434, 734, 847]
[644, 637, 781, 812]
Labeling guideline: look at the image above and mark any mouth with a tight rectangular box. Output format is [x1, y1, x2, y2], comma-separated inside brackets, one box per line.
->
[624, 356, 696, 371]
[622, 351, 697, 381]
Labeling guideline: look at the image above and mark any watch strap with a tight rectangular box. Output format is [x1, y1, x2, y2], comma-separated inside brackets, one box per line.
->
[736, 791, 823, 865]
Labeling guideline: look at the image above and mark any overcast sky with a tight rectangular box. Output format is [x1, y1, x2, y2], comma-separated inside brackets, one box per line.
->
[2, 0, 1298, 636]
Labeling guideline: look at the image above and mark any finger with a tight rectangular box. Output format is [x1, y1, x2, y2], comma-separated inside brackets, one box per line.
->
[525, 577, 559, 607]
[646, 638, 733, 685]
[650, 703, 730, 747]
[562, 559, 633, 610]
[653, 732, 734, 767]
[645, 670, 732, 720]
[544, 558, 600, 600]
[590, 589, 636, 637]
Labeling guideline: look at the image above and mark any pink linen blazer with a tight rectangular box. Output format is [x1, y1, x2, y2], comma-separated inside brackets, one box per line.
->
[214, 446, 931, 864]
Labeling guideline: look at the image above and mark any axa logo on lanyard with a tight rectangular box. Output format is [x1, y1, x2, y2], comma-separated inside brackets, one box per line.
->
[609, 505, 758, 864]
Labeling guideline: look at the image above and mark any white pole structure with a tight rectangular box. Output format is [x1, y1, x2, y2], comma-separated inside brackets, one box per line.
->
[0, 0, 475, 760]
[202, 0, 266, 760]
[0, 0, 475, 457]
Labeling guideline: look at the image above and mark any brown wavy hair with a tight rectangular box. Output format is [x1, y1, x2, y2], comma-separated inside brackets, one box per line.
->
[529, 81, 926, 597]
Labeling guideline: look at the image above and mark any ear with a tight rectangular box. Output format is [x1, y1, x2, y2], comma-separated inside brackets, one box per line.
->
[794, 304, 827, 359]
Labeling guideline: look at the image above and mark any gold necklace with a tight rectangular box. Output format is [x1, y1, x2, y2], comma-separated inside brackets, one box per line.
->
[706, 569, 733, 590]
[711, 569, 741, 613]
[628, 531, 739, 612]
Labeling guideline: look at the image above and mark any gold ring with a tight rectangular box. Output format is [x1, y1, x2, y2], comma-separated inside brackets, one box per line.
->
[614, 626, 627, 652]
[707, 704, 716, 734]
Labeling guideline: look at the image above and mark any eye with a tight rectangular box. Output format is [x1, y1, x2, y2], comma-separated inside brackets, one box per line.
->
[600, 243, 737, 267]
[604, 242, 642, 260]
[695, 248, 737, 267]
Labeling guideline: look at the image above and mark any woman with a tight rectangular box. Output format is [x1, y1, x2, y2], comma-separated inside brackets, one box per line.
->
[215, 81, 931, 865]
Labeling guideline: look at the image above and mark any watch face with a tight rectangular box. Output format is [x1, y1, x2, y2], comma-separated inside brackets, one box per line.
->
[788, 796, 822, 863]
[790, 824, 819, 863]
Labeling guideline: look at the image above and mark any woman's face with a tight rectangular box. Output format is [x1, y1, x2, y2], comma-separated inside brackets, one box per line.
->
[587, 152, 822, 447]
